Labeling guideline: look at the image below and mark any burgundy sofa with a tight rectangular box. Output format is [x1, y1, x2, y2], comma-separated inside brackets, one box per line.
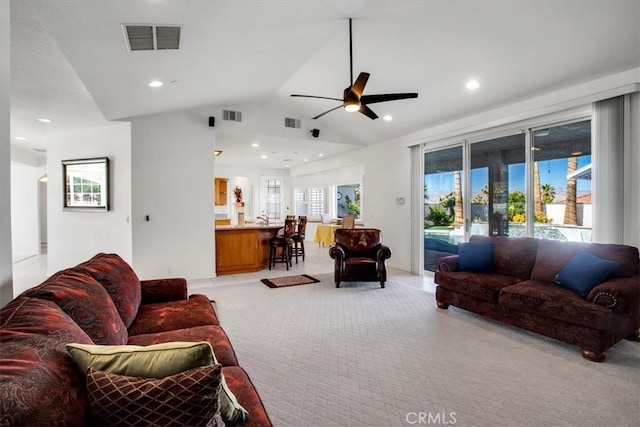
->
[0, 253, 272, 426]
[435, 236, 640, 362]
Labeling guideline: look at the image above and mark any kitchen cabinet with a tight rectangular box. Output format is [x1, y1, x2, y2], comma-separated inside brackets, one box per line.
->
[214, 178, 228, 205]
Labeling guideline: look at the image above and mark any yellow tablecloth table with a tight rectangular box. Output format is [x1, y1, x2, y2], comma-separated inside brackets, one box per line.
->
[314, 224, 340, 246]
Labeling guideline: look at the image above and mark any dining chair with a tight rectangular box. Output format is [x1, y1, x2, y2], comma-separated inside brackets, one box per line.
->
[342, 214, 355, 229]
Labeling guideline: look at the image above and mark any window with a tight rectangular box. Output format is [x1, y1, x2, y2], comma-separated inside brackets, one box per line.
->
[265, 178, 281, 220]
[294, 187, 327, 219]
[423, 118, 593, 272]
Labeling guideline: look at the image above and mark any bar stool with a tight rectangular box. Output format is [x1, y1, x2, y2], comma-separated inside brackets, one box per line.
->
[292, 216, 307, 262]
[268, 218, 296, 270]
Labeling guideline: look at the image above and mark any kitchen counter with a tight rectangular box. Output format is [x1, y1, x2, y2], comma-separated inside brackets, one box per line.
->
[215, 224, 284, 275]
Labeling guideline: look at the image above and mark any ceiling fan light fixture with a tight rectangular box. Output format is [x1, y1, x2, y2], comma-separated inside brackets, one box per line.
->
[344, 101, 360, 112]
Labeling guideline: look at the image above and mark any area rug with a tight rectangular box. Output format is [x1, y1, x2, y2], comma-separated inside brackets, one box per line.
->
[260, 274, 320, 288]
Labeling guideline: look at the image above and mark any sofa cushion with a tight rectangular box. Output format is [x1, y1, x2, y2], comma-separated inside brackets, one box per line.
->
[29, 269, 128, 345]
[127, 325, 239, 367]
[555, 252, 620, 297]
[0, 297, 93, 426]
[458, 242, 494, 271]
[75, 253, 142, 328]
[470, 235, 539, 280]
[531, 240, 640, 283]
[499, 280, 612, 330]
[128, 294, 220, 336]
[66, 341, 248, 425]
[87, 364, 224, 427]
[435, 271, 522, 303]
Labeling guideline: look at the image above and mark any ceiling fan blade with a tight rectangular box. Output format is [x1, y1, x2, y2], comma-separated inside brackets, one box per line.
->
[359, 104, 378, 120]
[350, 72, 370, 98]
[291, 94, 343, 102]
[361, 93, 418, 105]
[312, 105, 344, 120]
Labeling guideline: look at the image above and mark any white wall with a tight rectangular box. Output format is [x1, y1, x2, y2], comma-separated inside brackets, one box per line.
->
[129, 108, 215, 280]
[10, 148, 45, 261]
[47, 122, 132, 273]
[290, 142, 412, 272]
[0, 0, 12, 305]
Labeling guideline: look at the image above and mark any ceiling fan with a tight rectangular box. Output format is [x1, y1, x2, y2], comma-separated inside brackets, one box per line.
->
[291, 18, 418, 120]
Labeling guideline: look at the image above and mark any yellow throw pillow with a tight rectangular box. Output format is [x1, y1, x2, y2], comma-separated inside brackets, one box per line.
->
[66, 341, 248, 424]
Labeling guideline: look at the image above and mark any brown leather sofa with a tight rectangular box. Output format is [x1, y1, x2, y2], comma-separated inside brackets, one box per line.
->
[329, 228, 392, 288]
[435, 235, 640, 362]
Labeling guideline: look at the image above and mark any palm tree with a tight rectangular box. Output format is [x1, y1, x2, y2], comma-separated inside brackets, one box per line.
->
[534, 162, 543, 214]
[453, 170, 463, 226]
[563, 157, 578, 225]
[541, 183, 555, 204]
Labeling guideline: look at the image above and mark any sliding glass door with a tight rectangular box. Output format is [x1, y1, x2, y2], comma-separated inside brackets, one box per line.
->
[423, 118, 592, 272]
[424, 146, 463, 271]
[469, 134, 526, 237]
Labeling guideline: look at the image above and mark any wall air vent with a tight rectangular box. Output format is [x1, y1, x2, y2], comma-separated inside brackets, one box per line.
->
[284, 117, 300, 129]
[123, 24, 181, 51]
[223, 110, 243, 122]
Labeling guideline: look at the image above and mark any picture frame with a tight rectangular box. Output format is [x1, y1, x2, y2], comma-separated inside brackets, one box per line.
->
[62, 157, 110, 211]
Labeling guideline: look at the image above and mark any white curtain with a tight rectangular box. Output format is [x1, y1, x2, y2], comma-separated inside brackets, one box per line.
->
[592, 95, 628, 244]
[410, 144, 424, 274]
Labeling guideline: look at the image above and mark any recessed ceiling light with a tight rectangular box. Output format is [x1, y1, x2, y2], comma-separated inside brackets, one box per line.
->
[383, 115, 393, 121]
[15, 136, 26, 141]
[318, 153, 324, 157]
[466, 79, 480, 90]
[148, 80, 163, 88]
[304, 158, 309, 162]
[251, 143, 260, 148]
[261, 155, 267, 159]
[286, 164, 290, 168]
[37, 118, 52, 123]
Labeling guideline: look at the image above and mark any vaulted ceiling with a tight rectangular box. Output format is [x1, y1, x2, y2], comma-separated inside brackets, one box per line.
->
[9, 0, 640, 168]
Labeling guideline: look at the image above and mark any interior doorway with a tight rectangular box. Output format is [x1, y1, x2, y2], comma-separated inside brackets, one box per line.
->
[38, 175, 47, 253]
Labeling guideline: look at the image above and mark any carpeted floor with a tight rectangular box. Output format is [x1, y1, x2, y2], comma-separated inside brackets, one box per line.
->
[197, 274, 640, 427]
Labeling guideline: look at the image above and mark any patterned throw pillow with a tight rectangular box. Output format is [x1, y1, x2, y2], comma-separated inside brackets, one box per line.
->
[86, 365, 224, 427]
[66, 341, 248, 424]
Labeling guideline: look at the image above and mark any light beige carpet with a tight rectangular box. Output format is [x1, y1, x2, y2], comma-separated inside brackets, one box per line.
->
[199, 274, 639, 427]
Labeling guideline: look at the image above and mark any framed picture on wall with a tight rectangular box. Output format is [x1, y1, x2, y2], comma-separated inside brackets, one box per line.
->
[62, 157, 110, 211]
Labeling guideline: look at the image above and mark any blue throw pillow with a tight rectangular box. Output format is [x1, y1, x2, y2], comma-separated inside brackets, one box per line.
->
[555, 251, 619, 297]
[458, 242, 494, 271]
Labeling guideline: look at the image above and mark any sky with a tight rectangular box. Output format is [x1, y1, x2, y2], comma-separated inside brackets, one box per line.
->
[425, 155, 591, 202]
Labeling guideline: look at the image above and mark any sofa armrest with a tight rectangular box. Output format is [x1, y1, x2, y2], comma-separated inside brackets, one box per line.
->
[587, 276, 639, 313]
[437, 255, 460, 272]
[140, 278, 188, 304]
[329, 245, 345, 261]
[377, 245, 392, 263]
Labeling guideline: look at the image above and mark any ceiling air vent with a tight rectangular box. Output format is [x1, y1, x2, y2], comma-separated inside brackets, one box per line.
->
[124, 24, 181, 51]
[284, 117, 300, 129]
[223, 110, 242, 122]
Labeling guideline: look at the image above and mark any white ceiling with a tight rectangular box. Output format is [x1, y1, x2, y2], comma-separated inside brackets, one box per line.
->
[9, 0, 640, 168]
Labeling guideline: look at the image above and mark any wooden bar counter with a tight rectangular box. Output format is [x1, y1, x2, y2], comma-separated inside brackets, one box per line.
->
[215, 224, 283, 275]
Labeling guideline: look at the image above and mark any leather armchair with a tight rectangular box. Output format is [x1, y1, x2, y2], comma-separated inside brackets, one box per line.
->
[329, 228, 392, 288]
